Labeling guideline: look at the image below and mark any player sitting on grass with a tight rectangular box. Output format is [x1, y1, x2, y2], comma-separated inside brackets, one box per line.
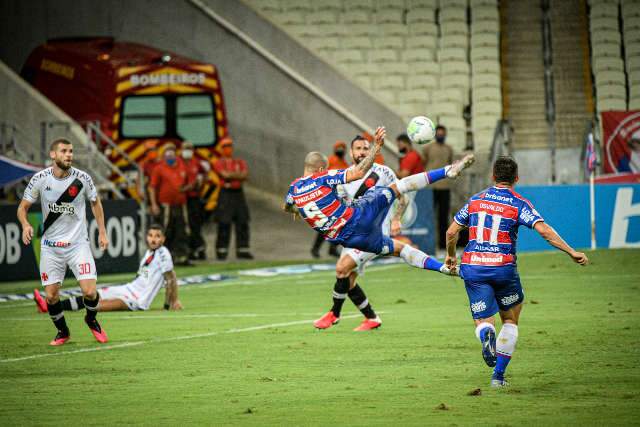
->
[445, 156, 588, 388]
[284, 126, 475, 330]
[314, 135, 408, 331]
[34, 224, 182, 314]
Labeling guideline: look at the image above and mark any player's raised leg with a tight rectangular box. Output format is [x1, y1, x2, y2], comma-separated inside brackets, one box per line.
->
[492, 304, 522, 388]
[391, 153, 475, 195]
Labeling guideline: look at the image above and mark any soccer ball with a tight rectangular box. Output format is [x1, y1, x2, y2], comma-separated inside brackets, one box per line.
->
[406, 116, 436, 145]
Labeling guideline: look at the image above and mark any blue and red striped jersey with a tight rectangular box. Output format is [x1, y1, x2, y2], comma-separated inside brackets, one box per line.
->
[454, 186, 544, 267]
[285, 169, 354, 239]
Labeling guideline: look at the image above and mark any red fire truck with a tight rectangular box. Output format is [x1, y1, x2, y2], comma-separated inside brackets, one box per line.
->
[21, 37, 229, 210]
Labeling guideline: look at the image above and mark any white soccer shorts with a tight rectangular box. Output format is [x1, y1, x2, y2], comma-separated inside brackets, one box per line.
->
[98, 284, 141, 311]
[39, 242, 97, 286]
[343, 247, 378, 275]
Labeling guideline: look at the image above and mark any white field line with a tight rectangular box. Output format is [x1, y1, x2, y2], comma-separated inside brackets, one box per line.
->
[0, 312, 377, 364]
[1, 311, 377, 321]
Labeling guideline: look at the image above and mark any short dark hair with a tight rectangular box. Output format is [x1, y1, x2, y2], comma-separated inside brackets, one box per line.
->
[436, 125, 447, 132]
[350, 135, 368, 148]
[493, 156, 518, 184]
[396, 133, 411, 144]
[49, 138, 72, 152]
[147, 223, 165, 235]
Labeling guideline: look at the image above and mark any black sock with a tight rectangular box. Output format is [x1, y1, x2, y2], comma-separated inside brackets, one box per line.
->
[330, 277, 350, 317]
[84, 293, 100, 321]
[61, 296, 85, 312]
[348, 284, 377, 319]
[47, 301, 69, 335]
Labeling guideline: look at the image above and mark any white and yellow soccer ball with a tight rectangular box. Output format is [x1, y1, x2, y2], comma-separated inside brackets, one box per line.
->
[406, 116, 436, 145]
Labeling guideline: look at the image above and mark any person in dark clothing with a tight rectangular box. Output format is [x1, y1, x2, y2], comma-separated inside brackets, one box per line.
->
[181, 141, 207, 260]
[212, 137, 253, 260]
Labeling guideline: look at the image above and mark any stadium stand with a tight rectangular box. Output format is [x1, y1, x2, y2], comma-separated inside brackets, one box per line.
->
[244, 0, 504, 152]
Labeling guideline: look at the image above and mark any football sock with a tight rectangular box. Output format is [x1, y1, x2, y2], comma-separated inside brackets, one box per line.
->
[494, 323, 518, 377]
[84, 293, 100, 321]
[348, 284, 377, 319]
[475, 322, 496, 342]
[426, 167, 448, 184]
[47, 301, 69, 335]
[395, 168, 448, 194]
[330, 277, 350, 317]
[61, 296, 85, 312]
[399, 245, 443, 271]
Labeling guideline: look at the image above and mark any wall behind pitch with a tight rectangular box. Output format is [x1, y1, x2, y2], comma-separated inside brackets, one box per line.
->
[515, 184, 640, 251]
[0, 0, 404, 195]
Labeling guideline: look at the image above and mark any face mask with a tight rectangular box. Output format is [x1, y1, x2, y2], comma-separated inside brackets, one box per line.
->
[399, 147, 407, 154]
[166, 158, 176, 166]
[182, 149, 193, 159]
[436, 135, 446, 143]
[335, 150, 345, 158]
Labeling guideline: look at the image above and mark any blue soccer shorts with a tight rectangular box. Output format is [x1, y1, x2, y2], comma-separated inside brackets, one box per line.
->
[340, 187, 395, 255]
[462, 269, 525, 319]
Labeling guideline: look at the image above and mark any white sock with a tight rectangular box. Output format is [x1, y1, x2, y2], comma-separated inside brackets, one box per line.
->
[475, 322, 496, 342]
[496, 323, 518, 356]
[396, 173, 429, 194]
[399, 245, 428, 268]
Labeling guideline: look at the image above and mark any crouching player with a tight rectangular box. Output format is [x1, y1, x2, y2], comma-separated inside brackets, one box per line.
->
[445, 156, 588, 387]
[34, 224, 182, 315]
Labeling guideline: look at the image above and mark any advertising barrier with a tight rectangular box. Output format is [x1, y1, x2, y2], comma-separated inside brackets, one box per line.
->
[397, 189, 436, 256]
[0, 199, 140, 282]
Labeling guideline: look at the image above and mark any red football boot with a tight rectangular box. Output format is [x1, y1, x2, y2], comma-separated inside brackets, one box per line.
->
[353, 317, 382, 331]
[85, 316, 109, 343]
[33, 289, 47, 313]
[49, 331, 70, 346]
[313, 312, 339, 329]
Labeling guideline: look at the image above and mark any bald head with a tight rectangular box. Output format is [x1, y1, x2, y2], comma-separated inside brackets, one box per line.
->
[304, 151, 328, 173]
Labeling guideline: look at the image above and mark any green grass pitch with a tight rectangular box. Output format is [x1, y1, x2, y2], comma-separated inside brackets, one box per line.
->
[0, 249, 639, 426]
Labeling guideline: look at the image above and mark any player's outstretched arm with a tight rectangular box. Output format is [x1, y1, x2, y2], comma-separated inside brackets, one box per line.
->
[346, 126, 386, 182]
[445, 221, 464, 269]
[17, 200, 34, 245]
[90, 198, 109, 250]
[534, 222, 588, 265]
[163, 270, 183, 310]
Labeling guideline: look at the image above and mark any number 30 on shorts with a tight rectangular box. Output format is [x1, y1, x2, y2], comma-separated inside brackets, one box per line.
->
[78, 263, 91, 275]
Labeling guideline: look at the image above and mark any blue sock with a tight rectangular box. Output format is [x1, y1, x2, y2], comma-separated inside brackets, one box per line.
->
[423, 257, 443, 271]
[494, 354, 511, 378]
[479, 327, 491, 342]
[426, 167, 447, 184]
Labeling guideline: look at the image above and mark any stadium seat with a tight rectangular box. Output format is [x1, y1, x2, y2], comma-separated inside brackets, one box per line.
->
[346, 24, 375, 36]
[346, 0, 374, 11]
[589, 3, 619, 19]
[276, 12, 305, 25]
[411, 60, 440, 75]
[627, 55, 640, 72]
[398, 88, 431, 104]
[473, 86, 502, 101]
[472, 73, 501, 88]
[377, 0, 407, 10]
[373, 36, 405, 49]
[315, 0, 343, 11]
[591, 42, 622, 58]
[374, 75, 405, 89]
[590, 16, 619, 31]
[282, 0, 311, 12]
[287, 24, 318, 38]
[257, 0, 282, 12]
[441, 21, 469, 37]
[629, 68, 640, 85]
[470, 0, 497, 6]
[369, 49, 399, 63]
[441, 74, 470, 90]
[630, 98, 640, 109]
[474, 130, 494, 151]
[433, 87, 466, 104]
[472, 100, 502, 117]
[472, 6, 499, 22]
[592, 56, 625, 72]
[442, 0, 469, 8]
[445, 129, 468, 151]
[436, 115, 466, 132]
[471, 33, 499, 47]
[595, 69, 627, 85]
[472, 20, 500, 34]
[379, 62, 411, 75]
[442, 34, 468, 49]
[408, 23, 439, 37]
[308, 11, 338, 24]
[403, 48, 436, 62]
[597, 97, 627, 111]
[343, 11, 372, 24]
[590, 29, 622, 45]
[407, 7, 436, 24]
[306, 37, 340, 51]
[318, 24, 347, 36]
[472, 59, 500, 74]
[441, 61, 471, 76]
[439, 47, 467, 62]
[597, 83, 627, 99]
[376, 9, 404, 23]
[626, 41, 640, 57]
[471, 46, 499, 61]
[623, 15, 640, 30]
[406, 35, 438, 50]
[436, 101, 464, 116]
[393, 103, 425, 120]
[473, 115, 499, 131]
[342, 36, 373, 49]
[376, 89, 397, 104]
[409, 0, 438, 8]
[333, 49, 366, 64]
[354, 74, 373, 88]
[381, 23, 409, 36]
[624, 28, 640, 45]
[407, 74, 439, 89]
[440, 8, 467, 23]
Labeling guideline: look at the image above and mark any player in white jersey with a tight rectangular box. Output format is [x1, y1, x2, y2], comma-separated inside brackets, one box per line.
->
[17, 138, 110, 346]
[34, 224, 182, 313]
[313, 136, 409, 331]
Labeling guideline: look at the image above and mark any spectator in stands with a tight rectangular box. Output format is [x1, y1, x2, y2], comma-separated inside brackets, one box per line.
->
[149, 143, 191, 265]
[181, 141, 208, 260]
[423, 125, 454, 251]
[396, 133, 424, 178]
[213, 137, 253, 260]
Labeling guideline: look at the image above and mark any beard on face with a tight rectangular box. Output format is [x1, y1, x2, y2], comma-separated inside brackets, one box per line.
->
[55, 158, 71, 170]
[354, 154, 367, 164]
